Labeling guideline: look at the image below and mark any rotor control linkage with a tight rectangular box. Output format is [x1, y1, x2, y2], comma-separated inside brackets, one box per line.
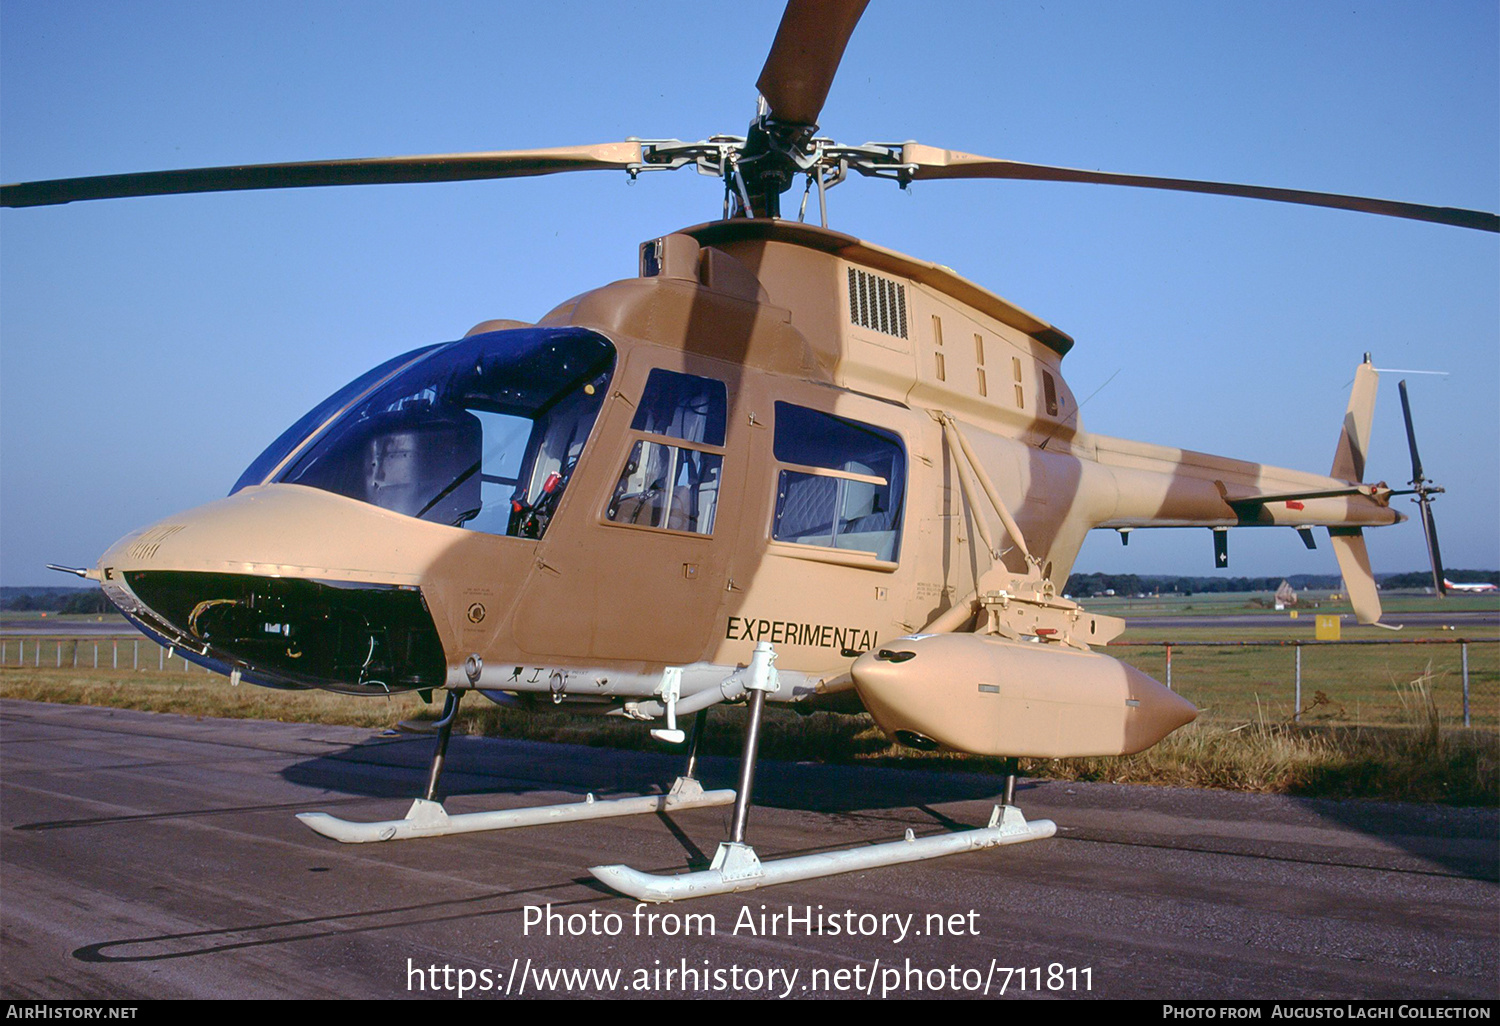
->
[590, 643, 1057, 902]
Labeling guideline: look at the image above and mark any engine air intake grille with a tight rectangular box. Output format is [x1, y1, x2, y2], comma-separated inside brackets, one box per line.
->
[848, 268, 908, 339]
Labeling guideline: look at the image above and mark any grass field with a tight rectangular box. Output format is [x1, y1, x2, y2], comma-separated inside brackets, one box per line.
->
[3, 592, 1496, 805]
[1098, 590, 1499, 729]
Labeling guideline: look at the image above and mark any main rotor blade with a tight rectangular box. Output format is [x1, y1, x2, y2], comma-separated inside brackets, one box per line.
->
[1397, 380, 1427, 485]
[756, 0, 869, 126]
[899, 144, 1500, 233]
[1, 143, 645, 208]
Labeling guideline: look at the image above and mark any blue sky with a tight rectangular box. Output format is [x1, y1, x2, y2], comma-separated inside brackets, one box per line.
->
[2, 0, 1496, 586]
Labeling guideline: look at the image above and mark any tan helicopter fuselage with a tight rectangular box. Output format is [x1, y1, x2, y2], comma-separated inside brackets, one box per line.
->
[96, 219, 1398, 756]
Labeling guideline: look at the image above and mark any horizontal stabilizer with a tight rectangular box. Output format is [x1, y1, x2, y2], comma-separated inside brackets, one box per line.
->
[1328, 527, 1383, 625]
[1217, 484, 1369, 511]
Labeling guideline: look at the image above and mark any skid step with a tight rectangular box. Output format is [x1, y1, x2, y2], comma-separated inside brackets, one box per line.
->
[590, 804, 1056, 902]
[297, 776, 735, 844]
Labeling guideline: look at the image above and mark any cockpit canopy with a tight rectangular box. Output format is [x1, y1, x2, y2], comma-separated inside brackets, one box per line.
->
[234, 327, 615, 538]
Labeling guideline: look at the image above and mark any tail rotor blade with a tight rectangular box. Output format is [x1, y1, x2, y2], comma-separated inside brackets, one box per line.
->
[1398, 379, 1447, 597]
[1397, 380, 1427, 485]
[1417, 499, 1447, 597]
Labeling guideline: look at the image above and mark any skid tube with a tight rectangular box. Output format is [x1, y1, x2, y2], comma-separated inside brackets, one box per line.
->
[297, 682, 733, 843]
[297, 775, 735, 843]
[590, 804, 1056, 903]
[588, 642, 1056, 902]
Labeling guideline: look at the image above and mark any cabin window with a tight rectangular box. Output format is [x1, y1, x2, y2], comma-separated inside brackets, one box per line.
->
[770, 403, 905, 562]
[1042, 370, 1060, 417]
[604, 369, 727, 534]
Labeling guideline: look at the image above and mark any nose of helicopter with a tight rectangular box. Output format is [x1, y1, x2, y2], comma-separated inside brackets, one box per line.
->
[93, 484, 468, 693]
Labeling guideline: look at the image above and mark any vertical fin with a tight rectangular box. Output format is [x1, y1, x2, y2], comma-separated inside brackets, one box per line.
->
[1328, 527, 1383, 625]
[1331, 355, 1379, 481]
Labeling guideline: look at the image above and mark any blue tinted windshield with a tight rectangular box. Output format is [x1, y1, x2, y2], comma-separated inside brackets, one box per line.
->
[231, 343, 444, 494]
[273, 327, 615, 537]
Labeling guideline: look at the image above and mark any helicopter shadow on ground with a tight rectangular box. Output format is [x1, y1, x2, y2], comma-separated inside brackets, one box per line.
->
[278, 732, 1010, 814]
[1289, 793, 1498, 882]
[279, 733, 1498, 882]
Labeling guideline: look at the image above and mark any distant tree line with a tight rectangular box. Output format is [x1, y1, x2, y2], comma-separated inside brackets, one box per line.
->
[1381, 569, 1500, 589]
[1, 589, 115, 614]
[1062, 574, 1324, 597]
[1063, 570, 1498, 597]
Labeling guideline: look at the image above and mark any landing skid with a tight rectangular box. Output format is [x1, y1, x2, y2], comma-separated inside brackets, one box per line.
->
[297, 775, 735, 844]
[589, 644, 1056, 901]
[590, 804, 1055, 903]
[297, 688, 732, 844]
[297, 645, 1058, 897]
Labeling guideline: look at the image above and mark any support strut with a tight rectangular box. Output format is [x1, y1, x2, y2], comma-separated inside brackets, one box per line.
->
[423, 690, 463, 801]
[682, 708, 708, 781]
[730, 689, 766, 844]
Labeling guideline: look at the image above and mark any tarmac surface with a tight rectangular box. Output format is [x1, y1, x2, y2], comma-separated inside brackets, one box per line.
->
[2, 698, 1496, 1001]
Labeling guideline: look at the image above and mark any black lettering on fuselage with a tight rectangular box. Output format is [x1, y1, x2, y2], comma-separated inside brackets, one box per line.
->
[724, 615, 880, 652]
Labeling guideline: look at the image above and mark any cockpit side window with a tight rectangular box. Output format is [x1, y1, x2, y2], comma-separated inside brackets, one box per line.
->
[771, 403, 905, 562]
[274, 328, 615, 539]
[605, 369, 727, 535]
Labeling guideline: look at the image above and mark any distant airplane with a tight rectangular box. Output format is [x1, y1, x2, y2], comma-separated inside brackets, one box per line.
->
[1443, 578, 1498, 594]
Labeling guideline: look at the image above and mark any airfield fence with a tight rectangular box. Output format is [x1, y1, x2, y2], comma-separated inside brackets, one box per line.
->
[2, 635, 208, 676]
[3, 634, 1497, 730]
[1110, 638, 1497, 729]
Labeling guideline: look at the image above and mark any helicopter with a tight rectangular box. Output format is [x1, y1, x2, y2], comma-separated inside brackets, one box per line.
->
[3, 1, 1496, 902]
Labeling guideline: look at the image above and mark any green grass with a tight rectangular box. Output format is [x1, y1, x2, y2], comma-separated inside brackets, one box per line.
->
[4, 592, 1494, 804]
[1104, 611, 1499, 728]
[4, 663, 1495, 806]
[0, 668, 431, 727]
